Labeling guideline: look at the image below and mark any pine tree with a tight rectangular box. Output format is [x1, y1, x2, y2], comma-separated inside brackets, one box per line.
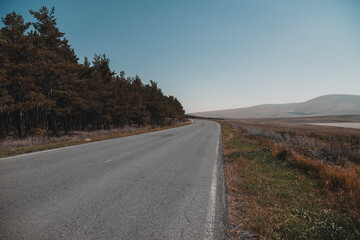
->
[30, 6, 80, 135]
[91, 54, 114, 129]
[0, 6, 186, 138]
[0, 12, 47, 137]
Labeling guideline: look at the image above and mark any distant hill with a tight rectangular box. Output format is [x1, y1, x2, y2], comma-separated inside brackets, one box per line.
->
[191, 94, 360, 119]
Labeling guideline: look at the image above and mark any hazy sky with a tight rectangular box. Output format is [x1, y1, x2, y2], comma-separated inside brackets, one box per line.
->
[1, 0, 359, 113]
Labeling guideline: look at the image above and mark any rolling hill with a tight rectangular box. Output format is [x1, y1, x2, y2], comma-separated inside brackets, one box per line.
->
[191, 94, 360, 119]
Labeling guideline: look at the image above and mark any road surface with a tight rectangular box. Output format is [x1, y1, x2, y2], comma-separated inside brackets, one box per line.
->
[0, 120, 225, 239]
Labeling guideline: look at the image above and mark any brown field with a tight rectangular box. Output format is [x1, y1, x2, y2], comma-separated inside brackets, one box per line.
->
[220, 116, 360, 239]
[227, 115, 360, 200]
[231, 115, 360, 136]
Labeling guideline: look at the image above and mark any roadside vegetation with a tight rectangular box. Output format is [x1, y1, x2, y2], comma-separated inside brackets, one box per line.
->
[221, 121, 360, 239]
[0, 122, 190, 158]
[237, 122, 360, 204]
[0, 6, 185, 140]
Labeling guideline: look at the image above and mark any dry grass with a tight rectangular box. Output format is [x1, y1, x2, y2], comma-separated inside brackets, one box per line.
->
[0, 122, 190, 158]
[221, 121, 360, 239]
[235, 123, 360, 205]
[0, 126, 150, 149]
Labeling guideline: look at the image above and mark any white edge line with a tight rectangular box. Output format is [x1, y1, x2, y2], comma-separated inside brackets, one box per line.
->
[0, 124, 193, 162]
[0, 134, 134, 162]
[204, 134, 220, 240]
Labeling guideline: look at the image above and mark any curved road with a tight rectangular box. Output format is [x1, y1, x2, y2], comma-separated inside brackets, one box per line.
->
[0, 120, 225, 239]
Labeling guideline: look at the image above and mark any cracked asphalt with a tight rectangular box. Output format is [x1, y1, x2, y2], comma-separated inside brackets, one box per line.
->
[0, 120, 225, 239]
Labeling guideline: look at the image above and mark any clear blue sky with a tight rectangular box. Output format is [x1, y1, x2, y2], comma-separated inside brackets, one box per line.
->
[1, 0, 359, 113]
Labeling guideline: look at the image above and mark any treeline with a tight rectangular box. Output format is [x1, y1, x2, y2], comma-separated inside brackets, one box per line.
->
[0, 6, 185, 138]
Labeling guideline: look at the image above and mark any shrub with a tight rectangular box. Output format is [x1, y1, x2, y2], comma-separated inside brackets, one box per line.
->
[236, 123, 360, 204]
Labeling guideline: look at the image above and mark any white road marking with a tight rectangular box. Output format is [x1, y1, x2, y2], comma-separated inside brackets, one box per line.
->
[0, 134, 143, 163]
[204, 135, 220, 240]
[103, 153, 129, 163]
[0, 125, 191, 163]
[103, 146, 147, 163]
[0, 135, 125, 162]
[0, 143, 88, 162]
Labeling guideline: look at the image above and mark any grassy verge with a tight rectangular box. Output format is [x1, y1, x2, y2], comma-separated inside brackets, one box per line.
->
[221, 122, 360, 240]
[0, 123, 190, 158]
[236, 123, 360, 204]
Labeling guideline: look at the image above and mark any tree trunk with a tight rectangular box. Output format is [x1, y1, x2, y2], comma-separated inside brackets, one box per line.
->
[17, 110, 23, 138]
[25, 110, 29, 137]
[6, 112, 10, 134]
[52, 111, 58, 136]
[64, 116, 68, 135]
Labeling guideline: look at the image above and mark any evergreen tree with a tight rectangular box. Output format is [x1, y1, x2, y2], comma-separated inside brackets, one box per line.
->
[30, 6, 80, 135]
[0, 6, 186, 138]
[0, 12, 47, 137]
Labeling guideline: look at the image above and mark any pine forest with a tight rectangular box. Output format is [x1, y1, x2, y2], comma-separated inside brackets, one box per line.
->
[0, 6, 186, 138]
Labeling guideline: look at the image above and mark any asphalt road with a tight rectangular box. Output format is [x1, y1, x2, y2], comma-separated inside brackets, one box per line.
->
[0, 120, 225, 239]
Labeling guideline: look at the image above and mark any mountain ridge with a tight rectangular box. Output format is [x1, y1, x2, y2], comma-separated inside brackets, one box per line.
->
[191, 94, 360, 119]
